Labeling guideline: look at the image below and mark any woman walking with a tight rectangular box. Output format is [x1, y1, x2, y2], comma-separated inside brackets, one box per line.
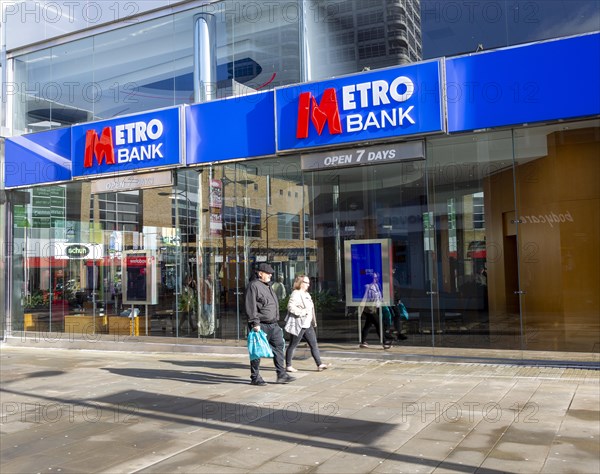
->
[284, 274, 329, 372]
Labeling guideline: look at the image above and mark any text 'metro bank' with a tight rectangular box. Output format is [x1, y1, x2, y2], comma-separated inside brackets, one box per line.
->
[276, 60, 444, 152]
[71, 107, 183, 179]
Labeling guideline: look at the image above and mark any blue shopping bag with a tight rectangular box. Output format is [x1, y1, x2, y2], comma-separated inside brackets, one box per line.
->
[247, 330, 274, 361]
[398, 301, 409, 320]
[382, 306, 393, 326]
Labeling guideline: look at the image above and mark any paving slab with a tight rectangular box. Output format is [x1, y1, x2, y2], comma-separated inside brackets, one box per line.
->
[1, 346, 598, 474]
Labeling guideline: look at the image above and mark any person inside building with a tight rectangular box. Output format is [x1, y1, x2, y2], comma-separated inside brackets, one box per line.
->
[386, 267, 408, 342]
[179, 274, 198, 333]
[358, 272, 392, 349]
[271, 274, 287, 301]
[284, 274, 329, 373]
[198, 273, 215, 336]
[245, 263, 295, 386]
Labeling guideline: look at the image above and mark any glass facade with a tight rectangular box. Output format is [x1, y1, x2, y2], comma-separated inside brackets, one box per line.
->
[2, 1, 599, 358]
[9, 119, 599, 355]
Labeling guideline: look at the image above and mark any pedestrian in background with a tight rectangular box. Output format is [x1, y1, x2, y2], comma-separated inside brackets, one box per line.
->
[285, 274, 329, 372]
[271, 274, 287, 301]
[359, 272, 392, 348]
[245, 263, 295, 386]
[387, 267, 408, 342]
[198, 273, 215, 336]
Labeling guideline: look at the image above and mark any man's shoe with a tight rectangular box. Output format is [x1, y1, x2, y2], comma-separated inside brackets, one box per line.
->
[286, 366, 298, 373]
[359, 342, 369, 348]
[276, 374, 296, 384]
[250, 379, 267, 386]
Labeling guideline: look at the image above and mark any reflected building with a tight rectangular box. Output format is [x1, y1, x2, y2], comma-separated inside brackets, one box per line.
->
[306, 0, 422, 80]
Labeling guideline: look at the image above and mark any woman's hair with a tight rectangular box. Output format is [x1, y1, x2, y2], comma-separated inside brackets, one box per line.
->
[293, 274, 309, 290]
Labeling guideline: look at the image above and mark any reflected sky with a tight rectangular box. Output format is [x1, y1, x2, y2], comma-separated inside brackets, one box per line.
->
[421, 0, 600, 58]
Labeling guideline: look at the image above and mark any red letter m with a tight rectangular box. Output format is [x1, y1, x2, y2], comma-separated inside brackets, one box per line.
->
[84, 127, 115, 168]
[296, 88, 342, 139]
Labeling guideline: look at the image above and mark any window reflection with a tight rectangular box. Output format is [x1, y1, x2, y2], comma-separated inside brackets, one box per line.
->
[420, 0, 600, 59]
[12, 2, 302, 132]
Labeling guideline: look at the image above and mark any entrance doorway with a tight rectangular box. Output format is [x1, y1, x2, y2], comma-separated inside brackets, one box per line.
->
[305, 159, 430, 344]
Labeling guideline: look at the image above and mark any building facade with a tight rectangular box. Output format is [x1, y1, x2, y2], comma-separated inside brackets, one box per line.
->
[1, 1, 599, 361]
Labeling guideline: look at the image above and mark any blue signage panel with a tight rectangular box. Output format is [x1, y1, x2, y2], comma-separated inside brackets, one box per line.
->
[276, 60, 444, 152]
[350, 242, 383, 301]
[186, 91, 276, 164]
[71, 107, 182, 178]
[446, 33, 600, 133]
[344, 239, 393, 306]
[5, 127, 72, 188]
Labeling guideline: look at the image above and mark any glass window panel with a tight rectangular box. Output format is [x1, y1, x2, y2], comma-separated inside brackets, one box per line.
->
[119, 193, 138, 203]
[50, 39, 94, 127]
[9, 180, 192, 338]
[13, 50, 51, 133]
[421, 1, 600, 59]
[301, 159, 430, 345]
[216, 0, 301, 97]
[119, 203, 137, 213]
[305, 0, 419, 80]
[277, 213, 300, 240]
[513, 119, 600, 353]
[426, 131, 519, 350]
[92, 15, 177, 119]
[13, 38, 95, 132]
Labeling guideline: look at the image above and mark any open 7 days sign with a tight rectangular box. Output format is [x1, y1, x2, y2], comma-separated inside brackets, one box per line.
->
[276, 60, 444, 152]
[71, 107, 183, 178]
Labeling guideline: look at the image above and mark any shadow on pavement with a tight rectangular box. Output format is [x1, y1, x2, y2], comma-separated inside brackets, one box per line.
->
[102, 367, 246, 385]
[0, 384, 509, 474]
[158, 359, 249, 370]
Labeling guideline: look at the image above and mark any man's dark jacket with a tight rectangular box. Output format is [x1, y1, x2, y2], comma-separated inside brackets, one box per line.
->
[245, 278, 280, 327]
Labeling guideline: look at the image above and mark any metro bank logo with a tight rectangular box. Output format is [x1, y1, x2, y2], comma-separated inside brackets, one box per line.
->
[296, 89, 342, 138]
[84, 127, 114, 168]
[83, 119, 164, 168]
[277, 60, 444, 152]
[72, 107, 182, 178]
[295, 75, 415, 139]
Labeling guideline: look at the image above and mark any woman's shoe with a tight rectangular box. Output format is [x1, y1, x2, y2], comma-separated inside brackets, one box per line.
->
[359, 342, 369, 348]
[317, 364, 330, 371]
[286, 366, 298, 373]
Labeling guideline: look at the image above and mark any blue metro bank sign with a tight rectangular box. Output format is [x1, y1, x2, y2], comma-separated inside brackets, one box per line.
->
[71, 107, 183, 178]
[276, 60, 444, 152]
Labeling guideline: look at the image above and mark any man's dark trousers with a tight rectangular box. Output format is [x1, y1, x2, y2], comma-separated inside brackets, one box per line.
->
[250, 322, 285, 382]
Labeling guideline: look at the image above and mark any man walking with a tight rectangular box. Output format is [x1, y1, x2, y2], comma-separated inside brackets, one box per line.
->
[245, 263, 295, 386]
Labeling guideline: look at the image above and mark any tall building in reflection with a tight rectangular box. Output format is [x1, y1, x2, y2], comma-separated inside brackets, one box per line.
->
[306, 0, 422, 80]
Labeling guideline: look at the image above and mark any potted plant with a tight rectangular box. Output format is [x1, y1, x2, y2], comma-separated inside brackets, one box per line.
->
[23, 290, 49, 311]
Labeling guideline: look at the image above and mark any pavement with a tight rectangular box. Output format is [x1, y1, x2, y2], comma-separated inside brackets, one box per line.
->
[0, 345, 599, 474]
